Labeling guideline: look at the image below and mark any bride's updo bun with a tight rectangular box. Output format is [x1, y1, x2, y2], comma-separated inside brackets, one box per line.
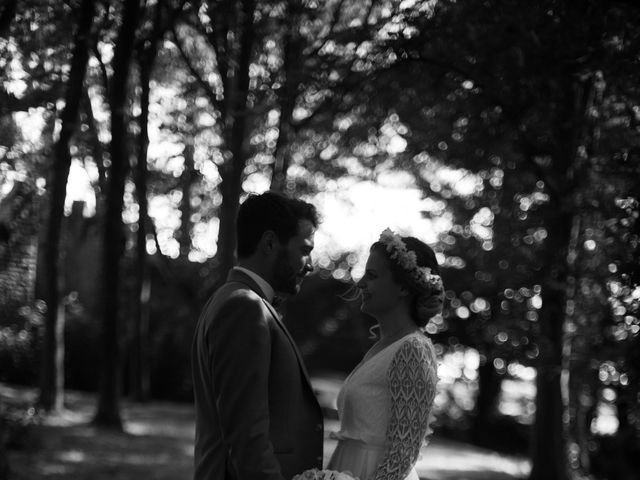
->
[372, 232, 444, 328]
[415, 292, 444, 327]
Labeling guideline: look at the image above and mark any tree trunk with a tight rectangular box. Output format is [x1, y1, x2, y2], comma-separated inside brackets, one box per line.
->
[0, 400, 8, 480]
[530, 249, 568, 480]
[82, 89, 108, 195]
[38, 0, 95, 413]
[471, 357, 502, 447]
[210, 0, 257, 289]
[561, 213, 595, 479]
[215, 169, 243, 285]
[94, 0, 140, 428]
[561, 72, 607, 480]
[0, 0, 17, 37]
[130, 33, 158, 403]
[129, 0, 180, 401]
[269, 0, 303, 192]
[530, 73, 595, 480]
[33, 108, 56, 323]
[178, 128, 196, 257]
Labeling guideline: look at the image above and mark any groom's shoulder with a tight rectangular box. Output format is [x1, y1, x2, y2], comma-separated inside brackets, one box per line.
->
[212, 281, 275, 318]
[197, 284, 270, 334]
[212, 281, 263, 308]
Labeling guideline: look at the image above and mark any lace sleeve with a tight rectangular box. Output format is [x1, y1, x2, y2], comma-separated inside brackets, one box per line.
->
[371, 337, 438, 480]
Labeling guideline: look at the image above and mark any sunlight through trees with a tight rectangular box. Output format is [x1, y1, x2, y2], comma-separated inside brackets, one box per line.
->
[0, 1, 638, 479]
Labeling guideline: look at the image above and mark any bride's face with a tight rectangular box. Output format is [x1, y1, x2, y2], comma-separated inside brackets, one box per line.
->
[357, 249, 406, 317]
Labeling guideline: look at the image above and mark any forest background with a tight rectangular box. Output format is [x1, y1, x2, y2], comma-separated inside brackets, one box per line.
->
[0, 1, 639, 480]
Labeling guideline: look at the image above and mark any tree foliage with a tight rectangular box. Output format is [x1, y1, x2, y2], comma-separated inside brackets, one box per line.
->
[319, 1, 640, 478]
[0, 2, 638, 479]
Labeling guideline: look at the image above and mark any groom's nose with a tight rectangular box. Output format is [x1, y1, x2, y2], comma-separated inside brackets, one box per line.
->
[302, 260, 313, 275]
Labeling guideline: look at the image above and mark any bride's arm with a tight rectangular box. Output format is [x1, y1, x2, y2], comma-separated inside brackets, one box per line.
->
[371, 337, 438, 480]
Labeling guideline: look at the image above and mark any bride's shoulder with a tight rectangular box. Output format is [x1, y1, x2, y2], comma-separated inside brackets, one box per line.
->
[396, 333, 437, 361]
[389, 335, 439, 382]
[404, 332, 435, 348]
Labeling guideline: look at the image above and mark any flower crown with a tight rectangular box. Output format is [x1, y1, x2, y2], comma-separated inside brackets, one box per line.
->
[378, 228, 443, 292]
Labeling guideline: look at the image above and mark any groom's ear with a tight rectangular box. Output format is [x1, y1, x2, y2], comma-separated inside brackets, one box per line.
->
[260, 230, 279, 256]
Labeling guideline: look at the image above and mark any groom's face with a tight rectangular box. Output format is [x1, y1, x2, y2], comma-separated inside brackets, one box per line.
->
[272, 219, 315, 294]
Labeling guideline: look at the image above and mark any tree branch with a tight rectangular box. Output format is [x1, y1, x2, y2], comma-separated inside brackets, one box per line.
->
[0, 84, 64, 115]
[81, 89, 107, 193]
[170, 23, 224, 113]
[305, 0, 348, 58]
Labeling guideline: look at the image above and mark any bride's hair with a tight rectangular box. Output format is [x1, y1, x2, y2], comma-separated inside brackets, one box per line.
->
[371, 236, 444, 328]
[339, 281, 381, 339]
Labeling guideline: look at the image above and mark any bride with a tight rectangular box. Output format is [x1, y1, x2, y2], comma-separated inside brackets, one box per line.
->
[327, 228, 443, 480]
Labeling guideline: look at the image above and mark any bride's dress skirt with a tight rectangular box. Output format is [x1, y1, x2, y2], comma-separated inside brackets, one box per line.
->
[327, 438, 419, 480]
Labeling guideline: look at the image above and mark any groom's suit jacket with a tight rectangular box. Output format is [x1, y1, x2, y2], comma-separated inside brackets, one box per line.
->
[192, 269, 323, 480]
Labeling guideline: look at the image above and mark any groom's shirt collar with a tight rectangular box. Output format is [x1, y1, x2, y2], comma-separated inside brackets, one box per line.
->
[233, 266, 275, 303]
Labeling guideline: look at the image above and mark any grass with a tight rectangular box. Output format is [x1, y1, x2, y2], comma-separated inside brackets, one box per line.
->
[1, 382, 530, 480]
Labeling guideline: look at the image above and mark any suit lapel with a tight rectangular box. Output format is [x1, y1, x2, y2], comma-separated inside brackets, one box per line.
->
[226, 269, 314, 388]
[261, 298, 314, 386]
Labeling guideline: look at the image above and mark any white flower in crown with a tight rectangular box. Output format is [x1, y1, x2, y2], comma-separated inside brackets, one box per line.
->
[379, 228, 443, 292]
[417, 266, 444, 290]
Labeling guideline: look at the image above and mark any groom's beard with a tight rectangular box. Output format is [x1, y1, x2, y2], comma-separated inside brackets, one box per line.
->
[273, 251, 305, 295]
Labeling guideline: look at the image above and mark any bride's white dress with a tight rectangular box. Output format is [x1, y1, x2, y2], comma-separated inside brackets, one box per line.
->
[327, 332, 438, 480]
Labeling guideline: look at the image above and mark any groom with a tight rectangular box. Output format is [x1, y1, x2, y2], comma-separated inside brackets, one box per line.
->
[192, 191, 324, 480]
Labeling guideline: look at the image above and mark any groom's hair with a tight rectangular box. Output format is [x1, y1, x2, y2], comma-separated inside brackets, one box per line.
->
[236, 191, 319, 258]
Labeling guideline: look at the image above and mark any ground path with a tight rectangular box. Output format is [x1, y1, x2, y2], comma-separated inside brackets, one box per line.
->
[2, 381, 530, 480]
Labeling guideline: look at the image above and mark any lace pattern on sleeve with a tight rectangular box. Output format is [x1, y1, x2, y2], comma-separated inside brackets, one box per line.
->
[371, 337, 438, 480]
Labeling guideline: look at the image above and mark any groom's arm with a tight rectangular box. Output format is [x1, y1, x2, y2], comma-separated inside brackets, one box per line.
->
[207, 291, 284, 480]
